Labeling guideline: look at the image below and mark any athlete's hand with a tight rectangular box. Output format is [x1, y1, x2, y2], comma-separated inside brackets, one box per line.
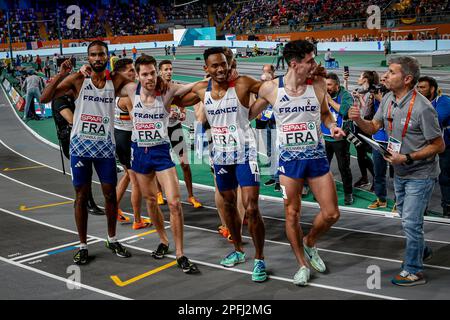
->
[227, 68, 239, 82]
[59, 59, 73, 76]
[169, 110, 179, 120]
[78, 64, 92, 77]
[331, 126, 346, 140]
[326, 93, 334, 104]
[311, 63, 326, 78]
[156, 76, 169, 95]
[178, 112, 186, 122]
[348, 105, 361, 121]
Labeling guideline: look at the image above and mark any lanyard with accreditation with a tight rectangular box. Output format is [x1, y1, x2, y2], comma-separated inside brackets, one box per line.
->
[386, 90, 417, 153]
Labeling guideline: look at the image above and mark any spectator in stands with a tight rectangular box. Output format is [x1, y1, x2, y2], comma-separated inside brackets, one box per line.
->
[22, 71, 45, 121]
[417, 76, 450, 218]
[322, 72, 354, 205]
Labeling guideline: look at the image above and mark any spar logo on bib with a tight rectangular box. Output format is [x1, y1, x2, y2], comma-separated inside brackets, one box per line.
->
[212, 125, 237, 147]
[136, 122, 163, 141]
[80, 114, 109, 139]
[282, 121, 317, 146]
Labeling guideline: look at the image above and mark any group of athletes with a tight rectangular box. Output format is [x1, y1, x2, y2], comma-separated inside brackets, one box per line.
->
[41, 39, 345, 286]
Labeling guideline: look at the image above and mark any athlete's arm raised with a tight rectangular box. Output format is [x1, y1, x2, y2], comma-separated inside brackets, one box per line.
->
[113, 72, 136, 99]
[174, 81, 208, 108]
[40, 59, 84, 103]
[249, 80, 273, 120]
[162, 81, 201, 108]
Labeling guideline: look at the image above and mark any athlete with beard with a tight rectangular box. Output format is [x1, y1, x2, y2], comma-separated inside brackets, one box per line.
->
[250, 40, 345, 286]
[178, 47, 267, 282]
[119, 55, 201, 273]
[40, 41, 141, 265]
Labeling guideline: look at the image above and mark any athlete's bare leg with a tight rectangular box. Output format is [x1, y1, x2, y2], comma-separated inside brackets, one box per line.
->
[179, 153, 194, 198]
[74, 184, 90, 244]
[128, 169, 145, 222]
[236, 186, 245, 224]
[279, 175, 309, 267]
[156, 167, 184, 258]
[303, 172, 340, 247]
[135, 172, 169, 245]
[213, 175, 227, 226]
[100, 182, 119, 238]
[116, 170, 130, 206]
[220, 188, 244, 253]
[240, 186, 265, 259]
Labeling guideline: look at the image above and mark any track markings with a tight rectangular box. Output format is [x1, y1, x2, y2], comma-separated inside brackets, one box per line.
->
[19, 200, 74, 211]
[110, 261, 178, 287]
[3, 165, 45, 171]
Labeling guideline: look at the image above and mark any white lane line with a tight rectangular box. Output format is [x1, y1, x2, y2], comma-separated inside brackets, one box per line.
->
[0, 206, 403, 300]
[180, 223, 450, 271]
[2, 136, 449, 225]
[0, 256, 131, 300]
[11, 239, 95, 261]
[2, 172, 450, 267]
[15, 240, 102, 264]
[262, 215, 450, 245]
[4, 164, 442, 246]
[121, 243, 403, 300]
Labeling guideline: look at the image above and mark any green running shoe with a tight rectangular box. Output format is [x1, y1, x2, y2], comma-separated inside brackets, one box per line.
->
[303, 243, 326, 273]
[252, 259, 267, 282]
[73, 248, 89, 265]
[293, 266, 310, 286]
[105, 240, 131, 258]
[220, 251, 246, 267]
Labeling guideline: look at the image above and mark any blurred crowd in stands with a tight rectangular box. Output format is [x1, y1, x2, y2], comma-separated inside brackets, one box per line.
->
[0, 0, 449, 44]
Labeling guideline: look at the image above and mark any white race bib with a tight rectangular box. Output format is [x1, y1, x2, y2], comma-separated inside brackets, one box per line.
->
[280, 121, 318, 151]
[135, 122, 165, 147]
[79, 114, 110, 141]
[211, 125, 240, 152]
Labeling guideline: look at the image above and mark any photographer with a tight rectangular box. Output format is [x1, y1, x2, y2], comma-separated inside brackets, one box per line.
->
[367, 75, 392, 210]
[352, 71, 378, 190]
[321, 72, 354, 205]
[349, 56, 445, 286]
[417, 76, 450, 218]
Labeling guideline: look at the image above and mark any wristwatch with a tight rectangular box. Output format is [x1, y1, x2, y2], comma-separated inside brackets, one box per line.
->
[405, 154, 414, 165]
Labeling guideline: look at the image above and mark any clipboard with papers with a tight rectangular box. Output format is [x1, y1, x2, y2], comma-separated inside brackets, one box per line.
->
[357, 134, 392, 157]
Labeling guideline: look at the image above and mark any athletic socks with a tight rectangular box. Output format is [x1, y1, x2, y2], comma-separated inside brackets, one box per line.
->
[79, 243, 88, 250]
[108, 235, 118, 243]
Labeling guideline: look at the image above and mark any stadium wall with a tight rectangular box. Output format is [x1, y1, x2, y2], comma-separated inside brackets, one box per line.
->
[194, 39, 450, 52]
[0, 33, 173, 52]
[236, 23, 450, 42]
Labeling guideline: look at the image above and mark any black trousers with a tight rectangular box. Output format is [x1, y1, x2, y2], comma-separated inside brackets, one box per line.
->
[326, 139, 353, 195]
